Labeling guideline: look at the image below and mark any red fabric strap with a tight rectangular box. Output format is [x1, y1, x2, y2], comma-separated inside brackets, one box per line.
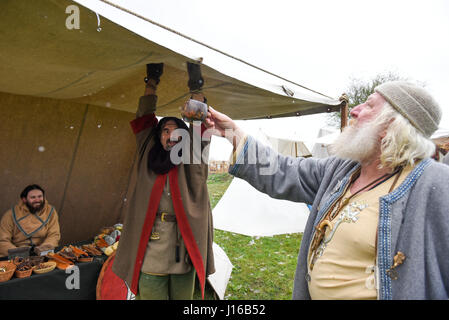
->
[130, 166, 206, 299]
[130, 173, 167, 294]
[130, 113, 158, 135]
[169, 166, 206, 299]
[201, 123, 207, 136]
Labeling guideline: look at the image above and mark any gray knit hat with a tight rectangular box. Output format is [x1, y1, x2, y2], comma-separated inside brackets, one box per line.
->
[374, 81, 441, 137]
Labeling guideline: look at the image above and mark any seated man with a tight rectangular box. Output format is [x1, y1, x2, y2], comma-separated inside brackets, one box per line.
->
[0, 184, 61, 257]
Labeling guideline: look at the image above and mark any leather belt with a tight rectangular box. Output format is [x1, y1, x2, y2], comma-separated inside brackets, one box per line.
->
[156, 212, 176, 222]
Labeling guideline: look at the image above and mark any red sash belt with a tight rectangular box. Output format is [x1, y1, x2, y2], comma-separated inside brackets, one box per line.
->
[169, 166, 206, 299]
[130, 172, 166, 294]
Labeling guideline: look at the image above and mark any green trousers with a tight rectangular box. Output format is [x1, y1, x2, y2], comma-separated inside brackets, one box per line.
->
[136, 268, 196, 300]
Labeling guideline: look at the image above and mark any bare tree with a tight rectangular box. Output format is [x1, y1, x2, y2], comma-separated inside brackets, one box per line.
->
[327, 72, 410, 127]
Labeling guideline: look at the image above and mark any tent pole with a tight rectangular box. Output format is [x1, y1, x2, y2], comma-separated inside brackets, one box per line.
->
[339, 94, 349, 131]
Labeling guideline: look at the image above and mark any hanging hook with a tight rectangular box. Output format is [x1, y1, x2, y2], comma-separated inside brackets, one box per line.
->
[96, 12, 102, 32]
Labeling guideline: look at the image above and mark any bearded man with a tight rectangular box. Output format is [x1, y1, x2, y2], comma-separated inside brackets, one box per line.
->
[112, 63, 215, 300]
[0, 184, 60, 257]
[204, 81, 449, 300]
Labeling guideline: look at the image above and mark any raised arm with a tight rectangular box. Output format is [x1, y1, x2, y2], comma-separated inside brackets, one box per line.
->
[204, 106, 247, 153]
[205, 107, 330, 204]
[129, 63, 163, 154]
[184, 62, 210, 164]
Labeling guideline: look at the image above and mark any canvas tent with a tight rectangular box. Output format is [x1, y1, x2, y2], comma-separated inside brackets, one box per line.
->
[0, 0, 342, 245]
[431, 128, 449, 149]
[213, 178, 310, 236]
[207, 242, 234, 300]
[208, 113, 330, 161]
[266, 136, 312, 158]
[311, 130, 340, 158]
[212, 129, 310, 237]
[431, 128, 449, 162]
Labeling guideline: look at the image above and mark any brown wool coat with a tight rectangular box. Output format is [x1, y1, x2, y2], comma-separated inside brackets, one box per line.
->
[112, 95, 215, 296]
[0, 200, 60, 257]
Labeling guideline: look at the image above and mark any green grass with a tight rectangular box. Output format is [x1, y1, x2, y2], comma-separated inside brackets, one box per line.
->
[207, 172, 234, 208]
[206, 173, 303, 300]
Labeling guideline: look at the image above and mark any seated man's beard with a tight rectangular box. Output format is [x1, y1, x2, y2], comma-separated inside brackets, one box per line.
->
[328, 120, 382, 164]
[26, 200, 44, 214]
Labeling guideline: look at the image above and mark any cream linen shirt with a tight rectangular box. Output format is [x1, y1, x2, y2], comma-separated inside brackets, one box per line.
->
[308, 165, 412, 300]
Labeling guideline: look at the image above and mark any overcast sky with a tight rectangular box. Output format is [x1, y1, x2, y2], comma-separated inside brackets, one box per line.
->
[108, 0, 449, 159]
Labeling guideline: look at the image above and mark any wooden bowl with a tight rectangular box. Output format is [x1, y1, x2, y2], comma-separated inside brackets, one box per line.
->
[14, 267, 33, 278]
[33, 261, 57, 274]
[0, 261, 16, 282]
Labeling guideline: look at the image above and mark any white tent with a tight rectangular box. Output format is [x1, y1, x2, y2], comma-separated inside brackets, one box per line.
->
[213, 177, 310, 236]
[266, 136, 312, 158]
[212, 127, 310, 237]
[431, 127, 449, 140]
[209, 113, 330, 161]
[207, 243, 234, 300]
[431, 128, 449, 163]
[311, 130, 340, 158]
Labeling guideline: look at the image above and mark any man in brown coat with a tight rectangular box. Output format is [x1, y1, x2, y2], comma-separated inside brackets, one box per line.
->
[112, 63, 215, 300]
[0, 184, 60, 257]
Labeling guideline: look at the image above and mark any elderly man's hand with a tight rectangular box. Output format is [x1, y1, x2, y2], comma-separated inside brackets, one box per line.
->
[204, 107, 245, 148]
[204, 106, 236, 136]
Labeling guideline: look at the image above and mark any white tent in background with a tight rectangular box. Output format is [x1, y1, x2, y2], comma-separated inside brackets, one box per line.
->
[431, 128, 449, 162]
[266, 135, 312, 158]
[311, 130, 340, 158]
[316, 125, 338, 139]
[207, 243, 234, 300]
[213, 177, 310, 236]
[431, 127, 449, 141]
[212, 128, 310, 237]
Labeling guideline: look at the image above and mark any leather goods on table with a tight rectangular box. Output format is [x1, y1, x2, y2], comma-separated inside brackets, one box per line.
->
[46, 252, 74, 270]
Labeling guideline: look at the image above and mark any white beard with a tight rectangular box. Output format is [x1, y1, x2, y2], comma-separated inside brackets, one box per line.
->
[328, 120, 382, 164]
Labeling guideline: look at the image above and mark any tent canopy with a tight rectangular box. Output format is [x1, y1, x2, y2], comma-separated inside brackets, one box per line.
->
[212, 129, 310, 237]
[0, 0, 342, 120]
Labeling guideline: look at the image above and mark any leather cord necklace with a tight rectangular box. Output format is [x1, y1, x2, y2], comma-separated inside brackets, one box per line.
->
[329, 166, 403, 221]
